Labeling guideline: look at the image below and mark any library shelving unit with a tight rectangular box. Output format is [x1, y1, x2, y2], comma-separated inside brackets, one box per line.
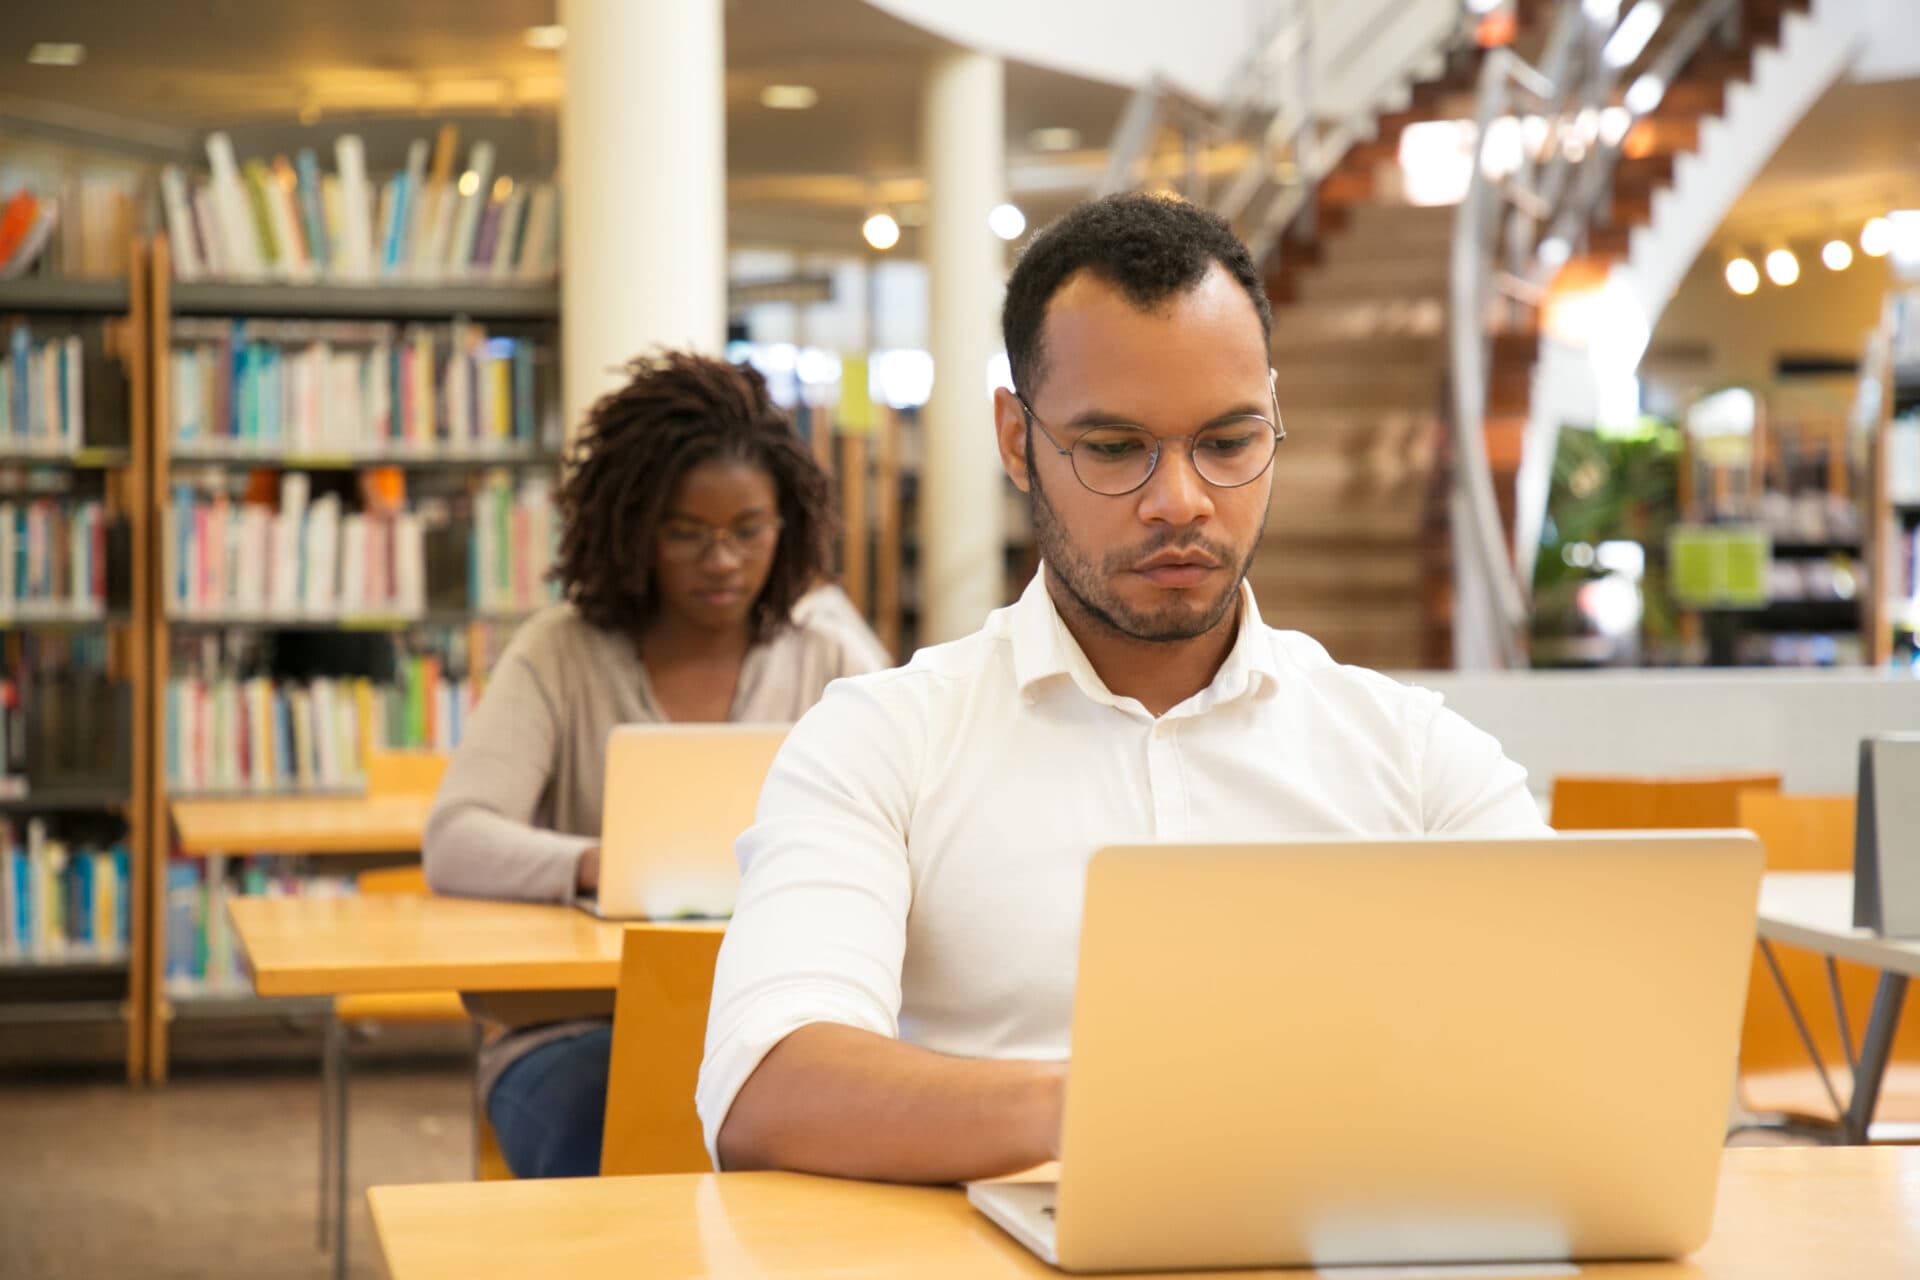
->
[0, 254, 155, 1084]
[141, 232, 561, 1081]
[1864, 289, 1920, 668]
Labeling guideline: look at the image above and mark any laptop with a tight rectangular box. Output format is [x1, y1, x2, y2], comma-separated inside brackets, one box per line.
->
[968, 832, 1763, 1273]
[581, 723, 789, 921]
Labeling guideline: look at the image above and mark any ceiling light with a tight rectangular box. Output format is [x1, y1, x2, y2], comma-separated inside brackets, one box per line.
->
[862, 212, 900, 251]
[458, 170, 480, 199]
[1602, 2, 1663, 68]
[988, 203, 1026, 240]
[27, 42, 85, 67]
[1822, 239, 1853, 271]
[1724, 257, 1759, 295]
[1598, 106, 1632, 145]
[1539, 235, 1571, 268]
[1582, 0, 1621, 20]
[1861, 216, 1893, 257]
[1765, 247, 1799, 286]
[1466, 0, 1503, 14]
[1029, 127, 1082, 153]
[524, 25, 567, 50]
[760, 84, 818, 110]
[1623, 73, 1665, 115]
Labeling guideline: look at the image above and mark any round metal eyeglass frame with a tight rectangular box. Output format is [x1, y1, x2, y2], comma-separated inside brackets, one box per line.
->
[657, 516, 785, 563]
[1013, 379, 1288, 497]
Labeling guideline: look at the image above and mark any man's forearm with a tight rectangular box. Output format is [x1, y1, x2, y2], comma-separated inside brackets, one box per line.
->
[716, 1022, 1065, 1184]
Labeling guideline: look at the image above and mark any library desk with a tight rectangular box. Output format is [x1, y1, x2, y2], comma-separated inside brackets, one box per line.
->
[369, 1146, 1920, 1280]
[227, 893, 630, 996]
[171, 792, 436, 856]
[1757, 871, 1920, 1143]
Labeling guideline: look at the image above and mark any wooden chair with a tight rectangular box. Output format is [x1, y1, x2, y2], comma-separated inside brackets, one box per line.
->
[1734, 791, 1920, 1128]
[599, 923, 726, 1176]
[1547, 771, 1782, 830]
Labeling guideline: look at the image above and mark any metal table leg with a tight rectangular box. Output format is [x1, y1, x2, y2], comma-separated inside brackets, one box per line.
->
[1843, 972, 1909, 1145]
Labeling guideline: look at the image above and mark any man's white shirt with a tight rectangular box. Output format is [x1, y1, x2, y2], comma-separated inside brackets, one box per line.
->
[697, 569, 1550, 1161]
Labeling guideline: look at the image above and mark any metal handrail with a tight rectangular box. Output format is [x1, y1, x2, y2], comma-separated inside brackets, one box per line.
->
[1448, 0, 1743, 668]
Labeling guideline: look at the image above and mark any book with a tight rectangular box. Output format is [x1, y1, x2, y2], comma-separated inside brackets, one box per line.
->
[335, 134, 375, 282]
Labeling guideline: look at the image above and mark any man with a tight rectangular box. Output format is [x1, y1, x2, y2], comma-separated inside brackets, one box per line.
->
[697, 193, 1549, 1184]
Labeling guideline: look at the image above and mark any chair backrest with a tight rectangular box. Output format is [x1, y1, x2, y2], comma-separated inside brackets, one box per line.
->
[365, 750, 450, 798]
[599, 923, 726, 1176]
[1548, 771, 1782, 830]
[357, 864, 430, 895]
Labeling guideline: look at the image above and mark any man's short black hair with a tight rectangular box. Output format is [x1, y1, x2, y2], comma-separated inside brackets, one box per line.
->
[1001, 192, 1273, 397]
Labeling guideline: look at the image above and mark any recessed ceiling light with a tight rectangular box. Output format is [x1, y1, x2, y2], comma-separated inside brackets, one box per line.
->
[1724, 257, 1759, 295]
[1822, 239, 1853, 271]
[1028, 126, 1081, 153]
[760, 84, 818, 110]
[988, 203, 1026, 240]
[27, 43, 85, 67]
[1862, 216, 1893, 257]
[524, 25, 567, 50]
[1764, 247, 1799, 287]
[862, 212, 900, 251]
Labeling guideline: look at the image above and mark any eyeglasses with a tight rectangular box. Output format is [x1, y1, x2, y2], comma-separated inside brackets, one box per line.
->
[1014, 384, 1286, 497]
[657, 516, 784, 563]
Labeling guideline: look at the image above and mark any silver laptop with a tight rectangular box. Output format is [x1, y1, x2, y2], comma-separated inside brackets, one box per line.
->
[581, 723, 788, 921]
[969, 832, 1763, 1273]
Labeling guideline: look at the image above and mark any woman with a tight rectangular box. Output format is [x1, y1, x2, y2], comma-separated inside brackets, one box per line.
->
[423, 351, 890, 1178]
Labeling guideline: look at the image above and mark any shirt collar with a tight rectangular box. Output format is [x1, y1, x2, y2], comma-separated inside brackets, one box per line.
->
[1009, 564, 1281, 712]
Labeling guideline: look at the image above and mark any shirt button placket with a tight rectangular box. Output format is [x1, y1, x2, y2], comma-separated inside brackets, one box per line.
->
[1147, 719, 1180, 839]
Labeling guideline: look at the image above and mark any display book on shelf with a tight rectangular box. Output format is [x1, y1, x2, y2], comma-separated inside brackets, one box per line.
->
[142, 231, 560, 1076]
[0, 267, 151, 1081]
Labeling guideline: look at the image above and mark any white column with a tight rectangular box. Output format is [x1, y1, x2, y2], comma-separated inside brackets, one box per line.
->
[920, 51, 1006, 644]
[559, 0, 726, 435]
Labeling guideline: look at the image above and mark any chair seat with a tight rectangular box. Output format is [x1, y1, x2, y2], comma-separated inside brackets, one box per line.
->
[332, 991, 469, 1025]
[1743, 1064, 1920, 1125]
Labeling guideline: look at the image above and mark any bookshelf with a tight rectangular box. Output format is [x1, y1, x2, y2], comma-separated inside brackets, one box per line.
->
[1865, 291, 1920, 668]
[141, 232, 561, 1081]
[0, 251, 152, 1084]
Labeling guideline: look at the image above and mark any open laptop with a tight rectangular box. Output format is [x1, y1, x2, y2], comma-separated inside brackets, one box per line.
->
[581, 723, 789, 921]
[968, 832, 1763, 1273]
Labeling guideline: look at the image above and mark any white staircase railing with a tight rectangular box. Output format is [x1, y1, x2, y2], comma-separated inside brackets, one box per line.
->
[1448, 0, 1745, 670]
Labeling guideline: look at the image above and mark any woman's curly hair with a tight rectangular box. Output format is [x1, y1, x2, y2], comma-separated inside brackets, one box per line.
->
[552, 351, 835, 643]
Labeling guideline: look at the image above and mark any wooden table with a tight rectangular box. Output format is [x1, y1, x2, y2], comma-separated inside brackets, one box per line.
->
[227, 893, 627, 996]
[369, 1146, 1920, 1279]
[1757, 872, 1920, 1142]
[171, 792, 436, 856]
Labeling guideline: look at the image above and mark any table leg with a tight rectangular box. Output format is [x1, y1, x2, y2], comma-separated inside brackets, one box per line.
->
[1844, 972, 1909, 1145]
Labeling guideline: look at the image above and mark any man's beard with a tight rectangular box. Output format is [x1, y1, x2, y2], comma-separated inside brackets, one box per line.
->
[1027, 443, 1261, 644]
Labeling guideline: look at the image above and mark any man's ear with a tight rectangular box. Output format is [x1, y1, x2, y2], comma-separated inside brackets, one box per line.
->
[993, 386, 1032, 494]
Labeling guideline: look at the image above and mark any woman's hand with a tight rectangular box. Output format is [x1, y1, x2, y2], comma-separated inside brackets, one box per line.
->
[575, 846, 602, 895]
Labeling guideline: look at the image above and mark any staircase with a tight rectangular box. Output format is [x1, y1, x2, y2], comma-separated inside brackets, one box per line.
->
[1244, 0, 1821, 670]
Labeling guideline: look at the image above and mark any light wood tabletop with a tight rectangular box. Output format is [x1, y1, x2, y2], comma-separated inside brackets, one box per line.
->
[171, 792, 436, 856]
[370, 1147, 1920, 1279]
[226, 893, 631, 996]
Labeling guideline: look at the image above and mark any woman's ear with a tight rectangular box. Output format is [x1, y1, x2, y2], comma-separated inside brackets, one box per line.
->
[993, 387, 1032, 494]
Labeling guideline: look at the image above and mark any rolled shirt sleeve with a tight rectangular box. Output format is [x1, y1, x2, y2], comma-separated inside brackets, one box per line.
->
[696, 672, 923, 1165]
[1415, 688, 1553, 835]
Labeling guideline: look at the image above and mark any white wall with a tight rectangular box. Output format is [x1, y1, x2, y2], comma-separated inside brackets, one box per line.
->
[1402, 669, 1920, 796]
